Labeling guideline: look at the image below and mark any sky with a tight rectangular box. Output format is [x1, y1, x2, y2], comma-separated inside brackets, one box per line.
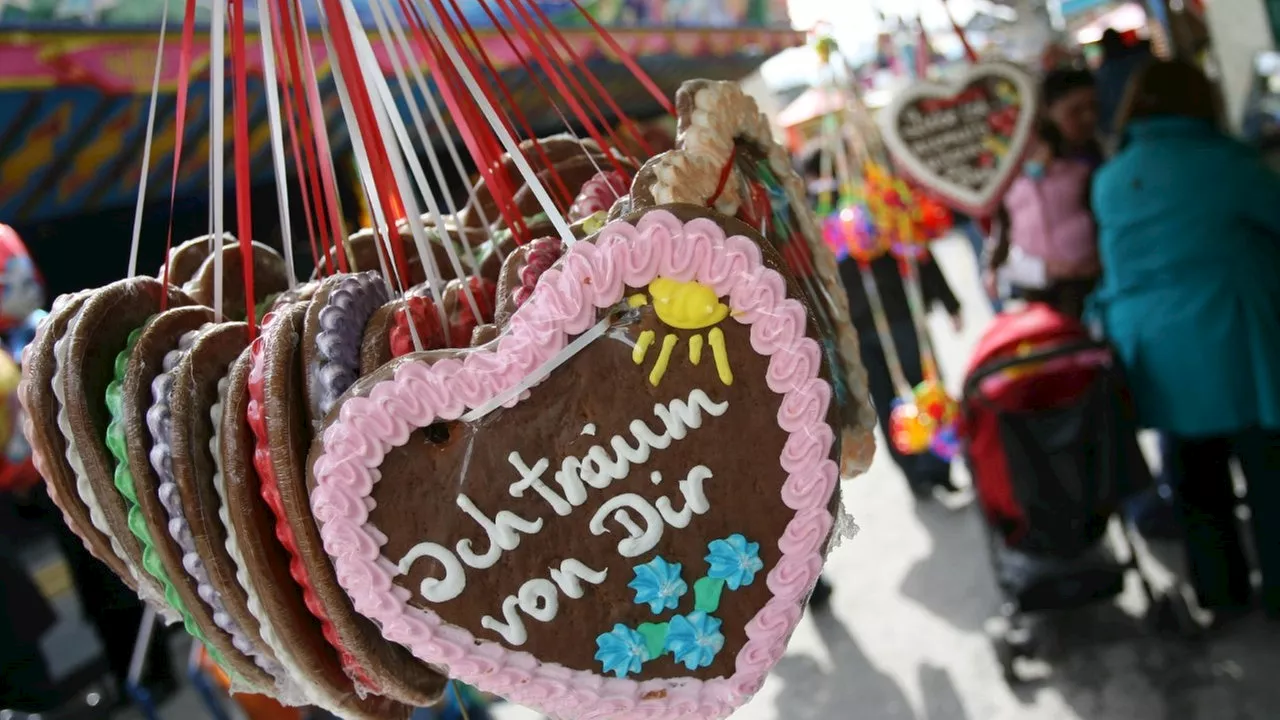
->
[786, 0, 980, 45]
[761, 0, 983, 87]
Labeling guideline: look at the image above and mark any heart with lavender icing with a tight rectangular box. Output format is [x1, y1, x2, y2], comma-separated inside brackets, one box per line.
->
[307, 206, 850, 719]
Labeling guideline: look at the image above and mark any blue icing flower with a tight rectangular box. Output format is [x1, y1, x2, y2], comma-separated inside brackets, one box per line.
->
[664, 611, 725, 671]
[595, 624, 649, 678]
[705, 534, 764, 590]
[627, 557, 688, 613]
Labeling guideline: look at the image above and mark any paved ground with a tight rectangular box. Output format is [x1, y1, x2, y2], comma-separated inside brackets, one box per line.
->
[485, 234, 1280, 720]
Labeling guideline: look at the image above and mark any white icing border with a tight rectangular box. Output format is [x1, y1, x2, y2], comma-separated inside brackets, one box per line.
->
[878, 62, 1039, 215]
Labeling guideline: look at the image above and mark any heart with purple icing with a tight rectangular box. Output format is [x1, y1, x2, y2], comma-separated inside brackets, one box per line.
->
[307, 206, 847, 719]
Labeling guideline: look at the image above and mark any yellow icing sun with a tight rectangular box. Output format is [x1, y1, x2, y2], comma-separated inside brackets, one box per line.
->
[629, 278, 733, 388]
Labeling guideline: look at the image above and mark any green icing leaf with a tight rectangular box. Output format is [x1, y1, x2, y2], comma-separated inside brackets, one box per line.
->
[694, 576, 726, 613]
[104, 319, 235, 679]
[636, 622, 669, 661]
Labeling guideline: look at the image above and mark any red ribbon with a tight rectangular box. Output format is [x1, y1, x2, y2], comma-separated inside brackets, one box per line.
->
[521, 0, 654, 158]
[436, 0, 575, 208]
[322, 0, 409, 283]
[230, 0, 257, 336]
[160, 0, 198, 309]
[400, 0, 527, 241]
[568, 0, 674, 116]
[276, 0, 338, 275]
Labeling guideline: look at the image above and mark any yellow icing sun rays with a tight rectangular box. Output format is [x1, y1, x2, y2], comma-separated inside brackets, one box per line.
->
[630, 277, 734, 388]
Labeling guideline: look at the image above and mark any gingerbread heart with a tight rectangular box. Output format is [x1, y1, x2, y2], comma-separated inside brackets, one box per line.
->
[633, 79, 876, 475]
[308, 206, 845, 719]
[879, 61, 1038, 215]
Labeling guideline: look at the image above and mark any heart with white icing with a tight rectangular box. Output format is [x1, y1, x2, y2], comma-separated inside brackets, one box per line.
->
[307, 207, 845, 719]
[879, 62, 1038, 215]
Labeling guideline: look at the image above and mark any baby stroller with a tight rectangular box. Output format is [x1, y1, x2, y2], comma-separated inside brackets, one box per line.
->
[959, 304, 1195, 682]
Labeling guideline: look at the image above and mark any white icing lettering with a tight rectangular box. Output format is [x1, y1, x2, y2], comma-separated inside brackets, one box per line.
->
[554, 456, 589, 506]
[481, 595, 527, 645]
[614, 508, 644, 537]
[507, 452, 570, 516]
[629, 416, 672, 452]
[656, 465, 714, 528]
[590, 494, 665, 558]
[416, 390, 730, 623]
[580, 445, 616, 489]
[548, 559, 608, 599]
[396, 542, 466, 603]
[653, 391, 727, 441]
[455, 495, 544, 570]
[481, 560, 607, 647]
[517, 579, 559, 622]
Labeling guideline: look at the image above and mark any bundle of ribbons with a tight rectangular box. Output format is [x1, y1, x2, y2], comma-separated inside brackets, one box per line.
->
[18, 1, 879, 719]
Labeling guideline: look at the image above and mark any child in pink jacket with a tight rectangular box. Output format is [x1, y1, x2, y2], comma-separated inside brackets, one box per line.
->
[987, 69, 1101, 318]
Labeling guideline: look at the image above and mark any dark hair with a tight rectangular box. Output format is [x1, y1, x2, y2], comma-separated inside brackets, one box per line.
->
[1037, 69, 1095, 159]
[1036, 116, 1067, 158]
[1041, 68, 1095, 108]
[799, 147, 824, 180]
[1115, 59, 1218, 131]
[1100, 28, 1125, 58]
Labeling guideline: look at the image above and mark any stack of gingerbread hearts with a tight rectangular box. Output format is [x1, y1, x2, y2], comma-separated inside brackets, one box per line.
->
[22, 81, 869, 720]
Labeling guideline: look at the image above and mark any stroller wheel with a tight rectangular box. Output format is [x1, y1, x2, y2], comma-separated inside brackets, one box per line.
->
[986, 616, 1032, 684]
[991, 635, 1022, 684]
[1150, 589, 1200, 638]
[1006, 623, 1037, 657]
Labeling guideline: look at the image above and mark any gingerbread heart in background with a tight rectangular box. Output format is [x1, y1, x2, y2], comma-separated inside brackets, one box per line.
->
[308, 206, 848, 719]
[879, 62, 1038, 216]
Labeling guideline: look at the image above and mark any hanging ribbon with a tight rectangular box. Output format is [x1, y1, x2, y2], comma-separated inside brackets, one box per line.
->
[128, 0, 169, 280]
[567, 0, 674, 116]
[159, 0, 198, 309]
[940, 0, 979, 64]
[230, 0, 257, 336]
[274, 0, 337, 274]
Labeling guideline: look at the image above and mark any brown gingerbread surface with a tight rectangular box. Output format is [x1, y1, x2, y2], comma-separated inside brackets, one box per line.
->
[162, 234, 232, 287]
[62, 278, 193, 606]
[262, 304, 447, 706]
[169, 322, 283, 689]
[308, 205, 841, 683]
[184, 242, 292, 322]
[359, 301, 400, 376]
[119, 308, 276, 692]
[22, 292, 137, 588]
[218, 343, 413, 720]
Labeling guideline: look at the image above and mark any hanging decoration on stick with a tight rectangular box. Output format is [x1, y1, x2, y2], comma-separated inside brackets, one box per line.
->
[812, 31, 960, 461]
[879, 62, 1038, 215]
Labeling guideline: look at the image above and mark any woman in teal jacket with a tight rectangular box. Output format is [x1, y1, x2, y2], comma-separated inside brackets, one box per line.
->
[1092, 60, 1280, 619]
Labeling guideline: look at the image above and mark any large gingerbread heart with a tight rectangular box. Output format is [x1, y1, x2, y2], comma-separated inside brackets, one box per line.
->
[879, 62, 1038, 215]
[308, 207, 843, 719]
[632, 80, 876, 476]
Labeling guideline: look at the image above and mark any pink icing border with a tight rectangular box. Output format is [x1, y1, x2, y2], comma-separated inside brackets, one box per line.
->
[309, 210, 839, 720]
